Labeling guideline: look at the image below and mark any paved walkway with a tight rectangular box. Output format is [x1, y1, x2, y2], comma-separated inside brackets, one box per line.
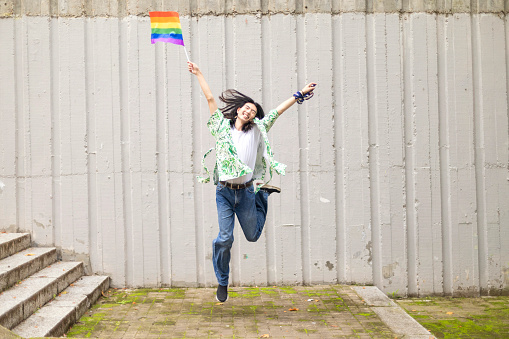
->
[65, 285, 433, 339]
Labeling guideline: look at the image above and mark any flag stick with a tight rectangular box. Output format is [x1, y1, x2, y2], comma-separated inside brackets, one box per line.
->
[183, 46, 190, 63]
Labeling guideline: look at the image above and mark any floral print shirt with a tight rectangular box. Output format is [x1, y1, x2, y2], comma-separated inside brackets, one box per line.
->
[197, 108, 286, 193]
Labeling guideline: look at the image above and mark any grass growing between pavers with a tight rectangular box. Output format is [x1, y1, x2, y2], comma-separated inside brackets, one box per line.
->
[396, 296, 509, 338]
[66, 285, 396, 338]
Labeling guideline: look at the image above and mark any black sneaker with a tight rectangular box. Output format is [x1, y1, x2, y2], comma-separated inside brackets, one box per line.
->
[259, 184, 281, 194]
[216, 284, 228, 302]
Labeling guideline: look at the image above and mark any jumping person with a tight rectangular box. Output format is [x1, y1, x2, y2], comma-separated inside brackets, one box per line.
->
[188, 61, 316, 302]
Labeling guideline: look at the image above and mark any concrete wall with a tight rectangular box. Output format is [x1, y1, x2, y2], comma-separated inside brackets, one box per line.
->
[0, 3, 508, 296]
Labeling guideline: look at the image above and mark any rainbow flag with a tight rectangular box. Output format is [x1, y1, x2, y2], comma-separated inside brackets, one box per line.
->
[149, 11, 184, 45]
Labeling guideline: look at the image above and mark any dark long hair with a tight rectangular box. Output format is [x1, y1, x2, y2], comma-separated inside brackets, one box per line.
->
[219, 89, 264, 132]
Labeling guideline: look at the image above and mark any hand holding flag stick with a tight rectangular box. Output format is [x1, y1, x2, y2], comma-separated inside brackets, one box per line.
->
[150, 11, 190, 62]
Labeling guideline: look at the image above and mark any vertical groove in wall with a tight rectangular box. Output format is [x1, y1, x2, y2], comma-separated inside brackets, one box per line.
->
[506, 15, 509, 280]
[135, 18, 146, 285]
[365, 13, 383, 289]
[14, 17, 21, 231]
[234, 16, 242, 285]
[264, 14, 272, 283]
[504, 13, 509, 293]
[53, 16, 61, 250]
[154, 36, 166, 285]
[296, 15, 311, 285]
[119, 16, 131, 287]
[21, 15, 30, 235]
[229, 16, 239, 286]
[85, 17, 98, 275]
[162, 42, 172, 287]
[191, 17, 203, 287]
[116, 0, 129, 288]
[426, 13, 441, 295]
[260, 16, 275, 285]
[50, 16, 59, 250]
[162, 39, 169, 285]
[332, 15, 346, 284]
[471, 14, 489, 294]
[402, 13, 418, 296]
[192, 61, 201, 287]
[436, 15, 453, 296]
[48, 0, 56, 251]
[150, 14, 162, 286]
[21, 15, 29, 233]
[399, 14, 409, 295]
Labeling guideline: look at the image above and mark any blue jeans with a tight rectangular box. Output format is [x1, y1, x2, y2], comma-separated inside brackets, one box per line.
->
[213, 182, 269, 286]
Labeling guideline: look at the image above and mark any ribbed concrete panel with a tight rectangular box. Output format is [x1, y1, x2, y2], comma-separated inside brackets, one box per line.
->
[437, 14, 479, 296]
[365, 14, 407, 296]
[260, 14, 303, 286]
[403, 13, 443, 296]
[53, 17, 90, 270]
[337, 13, 373, 285]
[16, 16, 54, 246]
[0, 13, 508, 296]
[228, 14, 268, 287]
[474, 14, 509, 295]
[302, 13, 337, 285]
[0, 19, 17, 232]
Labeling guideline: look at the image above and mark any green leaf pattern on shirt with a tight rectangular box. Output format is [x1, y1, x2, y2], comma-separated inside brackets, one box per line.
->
[197, 108, 286, 193]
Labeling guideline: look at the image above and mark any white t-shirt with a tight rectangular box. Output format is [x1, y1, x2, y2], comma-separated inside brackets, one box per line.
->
[227, 126, 261, 184]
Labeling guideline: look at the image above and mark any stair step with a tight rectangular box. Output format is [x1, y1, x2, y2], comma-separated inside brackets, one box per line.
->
[0, 261, 84, 330]
[12, 275, 110, 338]
[0, 247, 57, 292]
[0, 233, 31, 260]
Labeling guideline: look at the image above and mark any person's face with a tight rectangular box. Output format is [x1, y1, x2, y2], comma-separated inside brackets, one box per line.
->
[236, 103, 257, 123]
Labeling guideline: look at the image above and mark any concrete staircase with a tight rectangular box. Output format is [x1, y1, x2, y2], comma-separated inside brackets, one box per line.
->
[0, 232, 110, 338]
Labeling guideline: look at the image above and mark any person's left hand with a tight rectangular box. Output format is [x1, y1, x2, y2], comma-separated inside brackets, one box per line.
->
[301, 82, 317, 95]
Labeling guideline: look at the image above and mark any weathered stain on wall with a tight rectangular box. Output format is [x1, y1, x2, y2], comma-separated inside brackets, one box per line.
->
[1, 0, 509, 17]
[0, 7, 508, 297]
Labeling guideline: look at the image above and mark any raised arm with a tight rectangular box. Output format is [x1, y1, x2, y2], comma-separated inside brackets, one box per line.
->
[275, 82, 317, 115]
[188, 62, 218, 115]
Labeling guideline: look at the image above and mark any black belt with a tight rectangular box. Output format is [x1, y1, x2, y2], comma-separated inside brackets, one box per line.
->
[219, 180, 253, 189]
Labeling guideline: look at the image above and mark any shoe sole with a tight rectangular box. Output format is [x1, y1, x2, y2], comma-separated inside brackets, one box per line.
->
[215, 294, 229, 302]
[261, 188, 280, 194]
[257, 184, 281, 194]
